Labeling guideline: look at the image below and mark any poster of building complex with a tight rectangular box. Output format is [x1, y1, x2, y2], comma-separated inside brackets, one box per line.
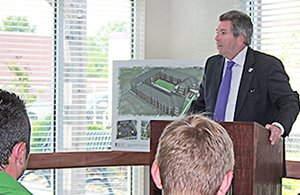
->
[112, 59, 205, 151]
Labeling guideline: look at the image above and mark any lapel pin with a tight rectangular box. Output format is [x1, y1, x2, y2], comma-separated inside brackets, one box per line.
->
[248, 67, 254, 73]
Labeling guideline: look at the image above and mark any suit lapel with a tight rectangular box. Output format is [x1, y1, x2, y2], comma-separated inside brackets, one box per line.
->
[234, 48, 256, 119]
[211, 57, 225, 109]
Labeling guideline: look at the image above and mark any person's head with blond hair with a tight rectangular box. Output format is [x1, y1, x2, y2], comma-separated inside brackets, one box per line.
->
[151, 114, 234, 195]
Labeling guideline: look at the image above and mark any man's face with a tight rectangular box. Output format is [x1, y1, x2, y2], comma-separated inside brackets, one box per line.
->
[215, 21, 242, 60]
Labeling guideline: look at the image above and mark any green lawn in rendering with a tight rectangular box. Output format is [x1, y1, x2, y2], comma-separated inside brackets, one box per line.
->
[154, 79, 175, 92]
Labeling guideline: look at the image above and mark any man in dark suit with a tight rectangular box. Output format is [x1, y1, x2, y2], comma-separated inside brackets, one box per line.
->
[187, 10, 299, 176]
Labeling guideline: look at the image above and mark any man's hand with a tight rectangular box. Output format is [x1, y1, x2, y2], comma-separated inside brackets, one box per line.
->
[265, 124, 282, 145]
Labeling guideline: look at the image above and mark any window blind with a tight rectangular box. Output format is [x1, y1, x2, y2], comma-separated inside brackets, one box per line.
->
[0, 0, 145, 194]
[241, 0, 300, 90]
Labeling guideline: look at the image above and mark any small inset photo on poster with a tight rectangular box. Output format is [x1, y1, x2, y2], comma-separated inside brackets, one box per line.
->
[116, 120, 137, 140]
[141, 120, 150, 140]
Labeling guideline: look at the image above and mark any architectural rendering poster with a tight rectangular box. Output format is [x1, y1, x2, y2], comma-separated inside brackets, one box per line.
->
[112, 59, 205, 152]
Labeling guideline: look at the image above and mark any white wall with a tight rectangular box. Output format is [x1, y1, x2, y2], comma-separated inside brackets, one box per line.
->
[145, 0, 240, 60]
[144, 0, 170, 59]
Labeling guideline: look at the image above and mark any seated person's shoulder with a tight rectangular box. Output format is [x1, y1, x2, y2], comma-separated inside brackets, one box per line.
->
[0, 172, 32, 195]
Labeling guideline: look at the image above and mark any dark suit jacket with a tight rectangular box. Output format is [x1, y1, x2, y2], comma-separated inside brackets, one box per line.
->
[188, 47, 300, 176]
[188, 47, 299, 135]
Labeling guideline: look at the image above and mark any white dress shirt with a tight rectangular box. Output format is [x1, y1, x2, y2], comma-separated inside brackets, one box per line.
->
[223, 46, 247, 122]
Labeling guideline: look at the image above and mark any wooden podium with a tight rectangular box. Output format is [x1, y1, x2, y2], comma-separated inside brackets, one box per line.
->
[150, 121, 283, 195]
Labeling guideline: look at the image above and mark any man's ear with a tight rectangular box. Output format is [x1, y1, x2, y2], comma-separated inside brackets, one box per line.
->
[13, 142, 27, 165]
[238, 34, 246, 46]
[217, 171, 233, 195]
[151, 162, 163, 189]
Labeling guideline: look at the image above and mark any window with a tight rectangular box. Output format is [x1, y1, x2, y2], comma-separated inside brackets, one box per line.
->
[0, 0, 145, 194]
[242, 0, 300, 193]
